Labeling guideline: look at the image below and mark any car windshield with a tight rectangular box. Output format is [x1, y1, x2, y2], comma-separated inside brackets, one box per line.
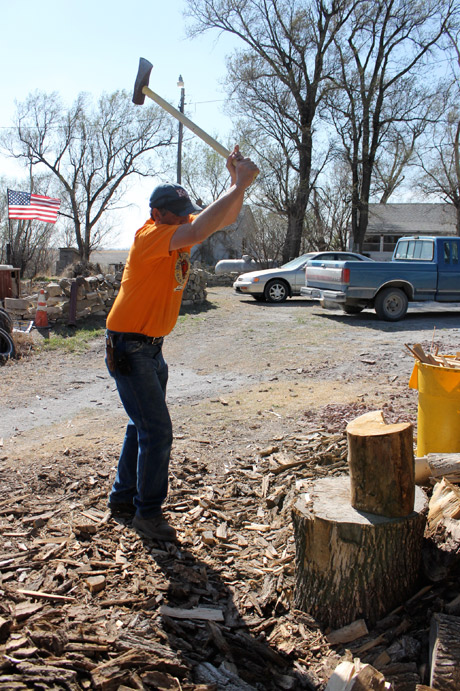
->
[281, 254, 314, 270]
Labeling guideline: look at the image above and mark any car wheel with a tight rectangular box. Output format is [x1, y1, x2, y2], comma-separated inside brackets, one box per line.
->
[264, 279, 289, 303]
[374, 287, 408, 321]
[342, 305, 364, 315]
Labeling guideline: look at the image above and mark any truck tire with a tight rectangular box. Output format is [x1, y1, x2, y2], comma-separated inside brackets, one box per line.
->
[374, 287, 408, 321]
[0, 327, 15, 362]
[0, 308, 12, 333]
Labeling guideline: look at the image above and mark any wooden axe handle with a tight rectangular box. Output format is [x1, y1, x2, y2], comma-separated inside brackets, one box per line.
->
[142, 85, 231, 160]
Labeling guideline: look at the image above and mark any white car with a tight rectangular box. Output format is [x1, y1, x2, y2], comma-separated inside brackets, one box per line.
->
[233, 251, 373, 303]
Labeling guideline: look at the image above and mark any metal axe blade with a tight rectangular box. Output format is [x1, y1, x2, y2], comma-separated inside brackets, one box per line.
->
[132, 57, 230, 159]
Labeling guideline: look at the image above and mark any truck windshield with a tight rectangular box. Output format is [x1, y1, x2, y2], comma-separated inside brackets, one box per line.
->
[394, 240, 434, 261]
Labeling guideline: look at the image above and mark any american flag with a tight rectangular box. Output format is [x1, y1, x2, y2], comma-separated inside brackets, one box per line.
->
[7, 189, 61, 224]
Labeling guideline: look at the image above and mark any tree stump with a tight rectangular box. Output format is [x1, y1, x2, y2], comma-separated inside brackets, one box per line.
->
[347, 410, 415, 517]
[429, 613, 460, 690]
[292, 476, 428, 628]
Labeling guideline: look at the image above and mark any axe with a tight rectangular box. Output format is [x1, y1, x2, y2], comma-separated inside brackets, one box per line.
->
[133, 57, 231, 160]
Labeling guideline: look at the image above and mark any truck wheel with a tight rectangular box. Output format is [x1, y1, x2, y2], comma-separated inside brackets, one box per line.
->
[0, 327, 15, 362]
[264, 279, 289, 303]
[342, 305, 364, 315]
[374, 287, 408, 321]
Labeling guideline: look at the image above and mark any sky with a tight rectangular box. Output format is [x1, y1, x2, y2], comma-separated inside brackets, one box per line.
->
[0, 0, 238, 248]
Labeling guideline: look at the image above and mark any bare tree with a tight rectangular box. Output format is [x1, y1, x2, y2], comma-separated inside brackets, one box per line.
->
[325, 0, 453, 251]
[181, 138, 233, 206]
[416, 27, 460, 234]
[185, 0, 359, 262]
[244, 207, 287, 267]
[1, 90, 173, 261]
[308, 164, 353, 251]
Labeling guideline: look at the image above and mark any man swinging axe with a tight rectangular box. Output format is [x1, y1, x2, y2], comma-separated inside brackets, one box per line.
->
[105, 59, 259, 542]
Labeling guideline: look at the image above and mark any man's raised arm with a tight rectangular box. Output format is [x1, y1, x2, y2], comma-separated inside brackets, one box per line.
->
[169, 146, 259, 252]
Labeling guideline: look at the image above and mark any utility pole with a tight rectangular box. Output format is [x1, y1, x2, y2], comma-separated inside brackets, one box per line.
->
[177, 75, 185, 184]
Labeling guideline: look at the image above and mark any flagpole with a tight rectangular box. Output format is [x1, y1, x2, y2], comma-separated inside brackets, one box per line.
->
[6, 189, 12, 265]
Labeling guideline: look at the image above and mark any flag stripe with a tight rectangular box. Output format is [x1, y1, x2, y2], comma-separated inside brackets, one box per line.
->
[7, 189, 60, 224]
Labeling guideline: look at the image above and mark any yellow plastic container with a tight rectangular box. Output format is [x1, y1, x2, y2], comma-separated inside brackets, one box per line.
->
[409, 360, 460, 456]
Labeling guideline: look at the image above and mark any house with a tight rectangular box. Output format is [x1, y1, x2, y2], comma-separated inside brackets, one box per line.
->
[190, 205, 257, 266]
[361, 203, 458, 260]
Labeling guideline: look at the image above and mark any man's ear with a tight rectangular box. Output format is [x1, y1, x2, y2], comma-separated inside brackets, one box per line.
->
[151, 208, 162, 222]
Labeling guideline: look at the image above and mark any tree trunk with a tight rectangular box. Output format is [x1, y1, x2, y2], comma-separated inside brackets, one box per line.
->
[347, 411, 415, 518]
[429, 613, 460, 690]
[292, 476, 428, 628]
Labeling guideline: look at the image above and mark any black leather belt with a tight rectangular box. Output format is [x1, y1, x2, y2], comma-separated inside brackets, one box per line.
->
[109, 332, 163, 346]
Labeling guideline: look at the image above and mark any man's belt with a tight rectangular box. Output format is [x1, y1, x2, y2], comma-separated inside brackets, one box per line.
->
[109, 332, 163, 346]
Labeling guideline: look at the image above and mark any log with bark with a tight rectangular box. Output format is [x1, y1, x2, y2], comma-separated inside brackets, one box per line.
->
[293, 476, 428, 628]
[415, 453, 460, 485]
[347, 411, 414, 517]
[429, 613, 460, 690]
[293, 411, 427, 628]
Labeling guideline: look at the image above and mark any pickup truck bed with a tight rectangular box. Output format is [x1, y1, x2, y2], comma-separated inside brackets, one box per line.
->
[301, 236, 460, 320]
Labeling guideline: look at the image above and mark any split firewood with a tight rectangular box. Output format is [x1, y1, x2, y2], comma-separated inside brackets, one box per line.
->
[429, 613, 460, 690]
[0, 615, 12, 641]
[326, 619, 369, 645]
[406, 343, 460, 368]
[85, 575, 106, 594]
[159, 605, 224, 622]
[426, 477, 460, 535]
[14, 602, 43, 621]
[325, 659, 390, 691]
[424, 477, 460, 578]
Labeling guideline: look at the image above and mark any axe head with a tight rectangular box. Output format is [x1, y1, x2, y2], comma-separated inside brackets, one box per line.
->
[132, 58, 153, 105]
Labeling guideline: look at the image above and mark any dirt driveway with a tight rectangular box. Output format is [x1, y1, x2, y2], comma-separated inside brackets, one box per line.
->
[2, 287, 460, 456]
[1, 288, 460, 689]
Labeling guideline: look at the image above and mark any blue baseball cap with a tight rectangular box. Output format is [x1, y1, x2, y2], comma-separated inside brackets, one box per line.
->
[149, 182, 203, 215]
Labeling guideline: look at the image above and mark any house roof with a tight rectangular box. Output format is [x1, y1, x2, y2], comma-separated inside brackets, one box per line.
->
[367, 203, 457, 235]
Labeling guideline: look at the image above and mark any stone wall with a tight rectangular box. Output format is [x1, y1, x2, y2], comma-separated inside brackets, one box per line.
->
[3, 268, 209, 323]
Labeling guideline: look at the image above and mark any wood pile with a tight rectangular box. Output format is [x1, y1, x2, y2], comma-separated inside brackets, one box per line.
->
[4, 269, 208, 325]
[0, 419, 460, 689]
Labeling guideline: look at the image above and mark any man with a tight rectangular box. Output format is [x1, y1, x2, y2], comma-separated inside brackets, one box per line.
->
[106, 146, 259, 542]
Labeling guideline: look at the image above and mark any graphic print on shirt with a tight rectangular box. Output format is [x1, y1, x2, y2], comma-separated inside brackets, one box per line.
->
[174, 251, 191, 291]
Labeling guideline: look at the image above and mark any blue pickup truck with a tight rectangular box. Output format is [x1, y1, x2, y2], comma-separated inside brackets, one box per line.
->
[300, 236, 460, 321]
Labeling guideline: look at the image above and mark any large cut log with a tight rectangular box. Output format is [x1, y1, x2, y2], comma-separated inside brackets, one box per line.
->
[347, 411, 415, 517]
[292, 475, 428, 628]
[429, 613, 460, 690]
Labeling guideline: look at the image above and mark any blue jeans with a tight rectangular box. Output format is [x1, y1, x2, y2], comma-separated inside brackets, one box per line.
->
[107, 338, 172, 518]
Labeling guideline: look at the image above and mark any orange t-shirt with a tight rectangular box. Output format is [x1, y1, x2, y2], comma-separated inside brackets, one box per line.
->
[106, 218, 192, 337]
